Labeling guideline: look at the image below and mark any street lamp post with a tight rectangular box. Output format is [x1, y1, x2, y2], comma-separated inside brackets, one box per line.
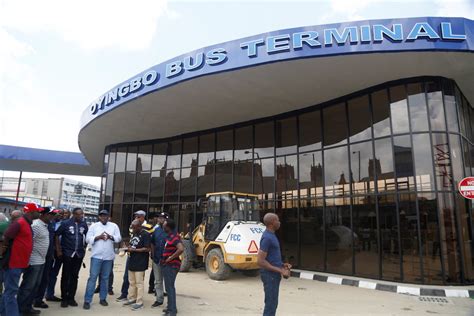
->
[352, 150, 361, 182]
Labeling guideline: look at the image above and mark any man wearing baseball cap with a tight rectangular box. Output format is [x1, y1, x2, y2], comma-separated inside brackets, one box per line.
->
[0, 203, 41, 316]
[17, 206, 54, 315]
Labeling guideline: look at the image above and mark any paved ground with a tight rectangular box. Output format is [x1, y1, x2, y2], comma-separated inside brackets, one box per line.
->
[41, 254, 473, 315]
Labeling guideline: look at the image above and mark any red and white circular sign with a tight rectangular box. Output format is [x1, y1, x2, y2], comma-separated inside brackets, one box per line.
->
[458, 177, 474, 200]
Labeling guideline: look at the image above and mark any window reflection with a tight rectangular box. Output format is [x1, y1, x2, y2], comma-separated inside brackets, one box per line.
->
[299, 110, 322, 152]
[390, 85, 409, 134]
[234, 126, 253, 161]
[398, 193, 421, 283]
[324, 146, 349, 196]
[115, 147, 127, 173]
[348, 95, 372, 142]
[299, 151, 323, 199]
[275, 200, 298, 266]
[432, 133, 452, 190]
[107, 149, 116, 174]
[152, 143, 167, 171]
[350, 141, 375, 194]
[378, 194, 401, 281]
[323, 103, 348, 147]
[326, 197, 352, 275]
[276, 155, 298, 199]
[412, 134, 434, 191]
[137, 145, 152, 172]
[276, 117, 297, 155]
[216, 129, 233, 162]
[255, 121, 274, 158]
[199, 133, 215, 166]
[126, 146, 137, 171]
[182, 137, 198, 168]
[443, 81, 459, 133]
[393, 136, 414, 191]
[134, 172, 150, 203]
[426, 81, 446, 131]
[372, 89, 391, 138]
[299, 199, 324, 271]
[374, 138, 395, 193]
[408, 83, 429, 132]
[167, 140, 182, 169]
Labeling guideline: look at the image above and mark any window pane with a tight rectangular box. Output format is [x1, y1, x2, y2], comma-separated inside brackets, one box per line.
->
[103, 149, 109, 174]
[276, 155, 298, 199]
[438, 193, 461, 283]
[134, 172, 150, 203]
[390, 85, 409, 134]
[353, 196, 378, 279]
[115, 147, 127, 173]
[180, 168, 196, 202]
[276, 117, 297, 155]
[407, 83, 429, 132]
[350, 141, 375, 194]
[463, 139, 471, 177]
[107, 149, 116, 173]
[152, 143, 167, 171]
[324, 146, 349, 196]
[348, 95, 371, 142]
[167, 140, 181, 169]
[234, 160, 253, 193]
[164, 169, 180, 202]
[126, 146, 137, 171]
[455, 86, 467, 136]
[123, 172, 135, 202]
[455, 195, 474, 282]
[299, 151, 323, 199]
[393, 136, 414, 191]
[199, 133, 215, 166]
[112, 173, 125, 203]
[198, 166, 214, 198]
[449, 135, 464, 188]
[443, 81, 459, 133]
[273, 200, 298, 266]
[426, 81, 446, 131]
[182, 137, 198, 168]
[374, 138, 395, 194]
[137, 145, 152, 172]
[216, 129, 233, 162]
[432, 133, 452, 190]
[299, 110, 322, 152]
[461, 96, 472, 141]
[100, 176, 106, 203]
[300, 199, 324, 271]
[215, 162, 232, 192]
[326, 197, 352, 275]
[412, 134, 434, 191]
[177, 203, 195, 235]
[378, 194, 401, 281]
[418, 193, 443, 284]
[255, 121, 274, 158]
[323, 103, 348, 147]
[149, 170, 165, 203]
[254, 158, 274, 197]
[105, 174, 114, 203]
[234, 126, 253, 161]
[372, 89, 391, 138]
[398, 193, 421, 283]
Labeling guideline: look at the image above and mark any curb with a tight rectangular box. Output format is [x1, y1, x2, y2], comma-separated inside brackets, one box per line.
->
[290, 270, 474, 298]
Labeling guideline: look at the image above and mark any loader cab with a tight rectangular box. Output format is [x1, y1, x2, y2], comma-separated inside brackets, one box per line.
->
[202, 192, 260, 241]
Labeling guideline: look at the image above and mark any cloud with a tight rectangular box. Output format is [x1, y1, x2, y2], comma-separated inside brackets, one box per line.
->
[0, 0, 171, 52]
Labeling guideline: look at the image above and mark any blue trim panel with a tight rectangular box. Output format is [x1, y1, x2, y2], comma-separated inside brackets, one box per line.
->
[0, 145, 90, 166]
[80, 17, 474, 131]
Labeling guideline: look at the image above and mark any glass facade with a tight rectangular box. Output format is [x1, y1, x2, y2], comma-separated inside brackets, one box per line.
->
[100, 77, 474, 285]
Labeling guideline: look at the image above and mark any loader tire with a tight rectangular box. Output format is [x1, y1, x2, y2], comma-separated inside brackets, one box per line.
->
[205, 248, 232, 280]
[180, 239, 196, 272]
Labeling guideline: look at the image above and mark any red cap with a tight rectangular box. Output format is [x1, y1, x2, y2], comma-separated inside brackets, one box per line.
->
[23, 203, 44, 213]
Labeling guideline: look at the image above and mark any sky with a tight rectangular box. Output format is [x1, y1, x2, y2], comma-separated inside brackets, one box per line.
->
[0, 0, 473, 186]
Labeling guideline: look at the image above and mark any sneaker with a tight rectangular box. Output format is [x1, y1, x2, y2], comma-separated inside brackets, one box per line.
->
[60, 301, 68, 308]
[68, 299, 78, 307]
[46, 296, 61, 302]
[123, 300, 136, 306]
[151, 301, 163, 308]
[83, 302, 90, 310]
[20, 308, 41, 315]
[99, 300, 108, 306]
[116, 295, 128, 302]
[131, 303, 144, 311]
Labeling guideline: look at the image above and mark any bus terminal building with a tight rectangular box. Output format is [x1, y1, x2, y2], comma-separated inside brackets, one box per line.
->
[2, 16, 474, 286]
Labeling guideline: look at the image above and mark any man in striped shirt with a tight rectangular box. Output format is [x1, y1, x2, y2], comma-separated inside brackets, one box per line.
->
[161, 219, 184, 316]
[17, 206, 53, 315]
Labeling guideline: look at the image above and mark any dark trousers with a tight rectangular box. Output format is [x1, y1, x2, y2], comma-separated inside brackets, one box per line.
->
[162, 265, 178, 314]
[34, 256, 53, 304]
[46, 256, 62, 298]
[97, 260, 114, 291]
[120, 257, 130, 297]
[149, 266, 155, 291]
[18, 264, 44, 312]
[0, 268, 23, 316]
[261, 271, 281, 316]
[60, 256, 83, 301]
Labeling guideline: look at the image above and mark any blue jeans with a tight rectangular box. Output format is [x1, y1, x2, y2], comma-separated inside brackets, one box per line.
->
[84, 258, 113, 303]
[46, 256, 62, 298]
[162, 265, 178, 314]
[0, 268, 23, 316]
[18, 264, 44, 312]
[120, 257, 129, 297]
[261, 271, 281, 316]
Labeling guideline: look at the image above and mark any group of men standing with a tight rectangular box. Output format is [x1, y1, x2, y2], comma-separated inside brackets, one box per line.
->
[0, 205, 184, 316]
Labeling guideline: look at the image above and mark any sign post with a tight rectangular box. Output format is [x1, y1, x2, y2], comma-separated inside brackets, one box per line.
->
[458, 177, 474, 200]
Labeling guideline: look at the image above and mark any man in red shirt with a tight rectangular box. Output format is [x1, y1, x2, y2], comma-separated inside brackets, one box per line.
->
[161, 219, 183, 316]
[0, 203, 41, 316]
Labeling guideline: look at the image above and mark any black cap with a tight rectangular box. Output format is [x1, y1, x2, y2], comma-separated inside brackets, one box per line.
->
[99, 210, 109, 216]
